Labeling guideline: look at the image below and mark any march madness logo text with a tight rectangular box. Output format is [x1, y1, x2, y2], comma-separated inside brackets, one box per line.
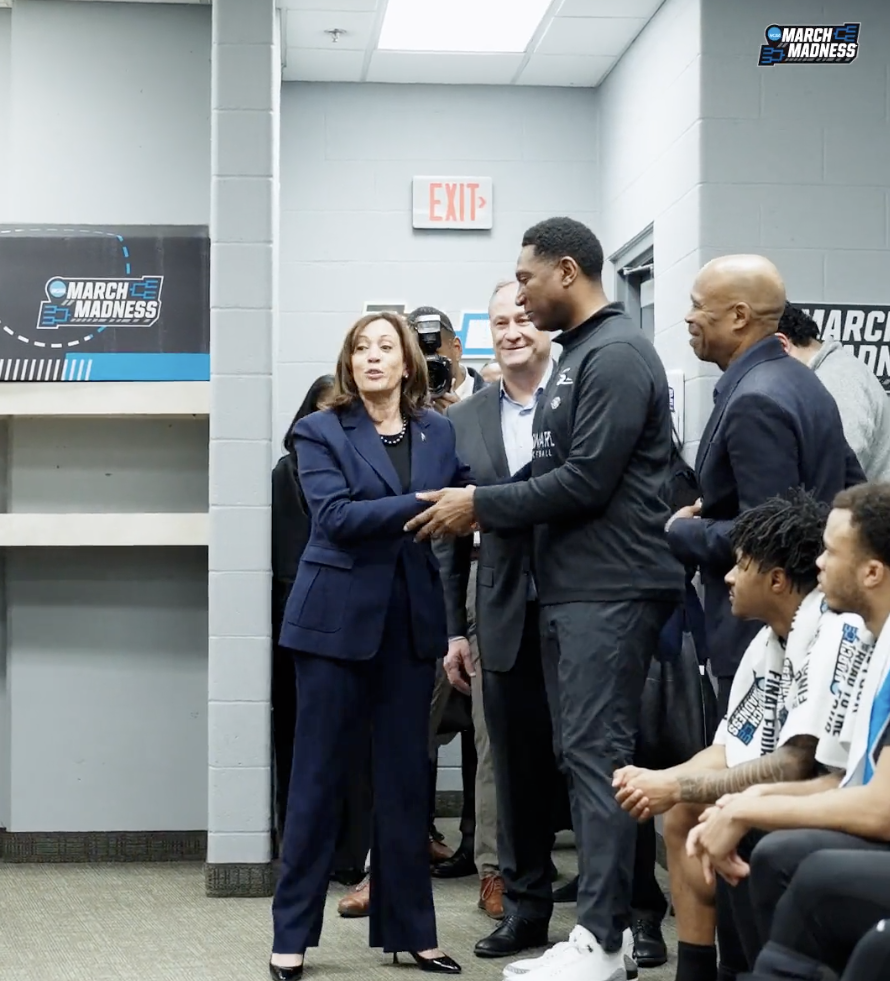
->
[37, 276, 163, 330]
[759, 23, 860, 66]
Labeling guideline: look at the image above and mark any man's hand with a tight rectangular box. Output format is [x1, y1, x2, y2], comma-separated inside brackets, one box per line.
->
[666, 498, 702, 532]
[433, 391, 459, 415]
[404, 487, 477, 540]
[686, 801, 751, 886]
[444, 637, 475, 695]
[612, 766, 681, 821]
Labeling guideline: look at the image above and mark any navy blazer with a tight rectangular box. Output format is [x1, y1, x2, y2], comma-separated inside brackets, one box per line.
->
[667, 335, 865, 677]
[279, 403, 473, 662]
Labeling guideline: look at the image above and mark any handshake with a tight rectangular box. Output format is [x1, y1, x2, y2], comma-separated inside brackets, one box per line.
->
[404, 486, 479, 540]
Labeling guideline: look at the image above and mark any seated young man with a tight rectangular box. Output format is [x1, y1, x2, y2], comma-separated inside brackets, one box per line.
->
[612, 490, 875, 981]
[686, 482, 890, 981]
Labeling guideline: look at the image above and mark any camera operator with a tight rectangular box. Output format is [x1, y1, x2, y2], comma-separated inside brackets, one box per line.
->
[407, 306, 485, 408]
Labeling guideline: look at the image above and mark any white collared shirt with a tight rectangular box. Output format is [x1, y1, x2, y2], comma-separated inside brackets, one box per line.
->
[453, 364, 476, 401]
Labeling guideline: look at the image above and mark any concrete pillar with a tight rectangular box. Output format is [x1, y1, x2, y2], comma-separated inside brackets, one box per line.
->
[206, 0, 279, 898]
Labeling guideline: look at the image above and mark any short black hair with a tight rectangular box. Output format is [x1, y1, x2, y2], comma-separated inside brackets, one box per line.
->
[407, 305, 454, 335]
[833, 483, 890, 567]
[779, 302, 820, 347]
[730, 487, 830, 593]
[521, 217, 604, 281]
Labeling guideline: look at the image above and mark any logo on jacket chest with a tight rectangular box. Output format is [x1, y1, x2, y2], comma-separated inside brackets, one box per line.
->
[533, 430, 554, 459]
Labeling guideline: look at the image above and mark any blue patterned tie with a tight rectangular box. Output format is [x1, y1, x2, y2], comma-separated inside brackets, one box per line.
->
[864, 668, 890, 784]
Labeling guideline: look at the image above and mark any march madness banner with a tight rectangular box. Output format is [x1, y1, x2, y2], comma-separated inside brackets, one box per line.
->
[0, 225, 209, 381]
[801, 304, 890, 395]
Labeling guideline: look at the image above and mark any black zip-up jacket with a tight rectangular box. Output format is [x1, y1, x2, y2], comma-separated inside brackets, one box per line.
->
[473, 302, 684, 605]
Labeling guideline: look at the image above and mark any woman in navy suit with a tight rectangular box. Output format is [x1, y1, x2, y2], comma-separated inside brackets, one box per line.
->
[270, 311, 471, 979]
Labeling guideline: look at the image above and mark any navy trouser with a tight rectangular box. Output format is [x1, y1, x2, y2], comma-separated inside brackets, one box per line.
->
[272, 568, 437, 954]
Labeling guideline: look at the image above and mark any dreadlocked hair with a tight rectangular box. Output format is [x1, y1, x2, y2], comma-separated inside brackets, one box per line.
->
[729, 487, 830, 594]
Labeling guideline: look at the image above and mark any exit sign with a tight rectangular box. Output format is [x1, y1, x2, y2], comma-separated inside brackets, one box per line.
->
[412, 177, 493, 230]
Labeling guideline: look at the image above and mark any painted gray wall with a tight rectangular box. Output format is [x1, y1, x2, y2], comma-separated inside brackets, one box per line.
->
[7, 547, 207, 832]
[8, 419, 209, 514]
[1, 0, 212, 833]
[6, 0, 210, 225]
[700, 0, 890, 345]
[0, 9, 10, 222]
[276, 81, 600, 441]
[599, 0, 705, 449]
[206, 0, 278, 867]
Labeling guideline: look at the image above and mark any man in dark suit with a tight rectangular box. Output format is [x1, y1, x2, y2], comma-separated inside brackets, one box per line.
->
[436, 279, 562, 957]
[667, 254, 865, 709]
[664, 254, 865, 981]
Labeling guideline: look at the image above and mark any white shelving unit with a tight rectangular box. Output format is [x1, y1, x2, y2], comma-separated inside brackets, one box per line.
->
[0, 383, 210, 842]
[0, 512, 208, 547]
[0, 382, 210, 418]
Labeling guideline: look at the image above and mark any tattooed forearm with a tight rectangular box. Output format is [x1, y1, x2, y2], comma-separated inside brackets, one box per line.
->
[676, 737, 818, 805]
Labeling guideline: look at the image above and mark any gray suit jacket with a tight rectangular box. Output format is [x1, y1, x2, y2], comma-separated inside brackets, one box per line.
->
[435, 382, 535, 673]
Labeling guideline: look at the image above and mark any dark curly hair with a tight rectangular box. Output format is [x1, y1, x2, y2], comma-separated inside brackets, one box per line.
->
[730, 488, 830, 593]
[833, 483, 890, 567]
[778, 302, 820, 348]
[521, 217, 604, 281]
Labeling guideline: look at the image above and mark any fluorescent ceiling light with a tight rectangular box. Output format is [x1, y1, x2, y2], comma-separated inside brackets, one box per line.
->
[378, 0, 552, 54]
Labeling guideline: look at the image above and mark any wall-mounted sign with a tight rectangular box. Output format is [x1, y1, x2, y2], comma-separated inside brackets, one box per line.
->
[362, 301, 407, 315]
[412, 177, 493, 230]
[799, 304, 890, 395]
[666, 368, 685, 444]
[456, 312, 494, 359]
[0, 225, 209, 382]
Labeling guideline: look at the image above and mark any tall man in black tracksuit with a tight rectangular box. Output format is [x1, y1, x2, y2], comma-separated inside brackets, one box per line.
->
[407, 217, 685, 981]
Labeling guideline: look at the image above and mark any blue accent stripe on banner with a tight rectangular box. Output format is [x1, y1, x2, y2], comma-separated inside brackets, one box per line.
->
[64, 353, 209, 381]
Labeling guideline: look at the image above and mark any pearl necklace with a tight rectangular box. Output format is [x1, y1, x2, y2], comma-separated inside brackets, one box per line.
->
[379, 415, 408, 446]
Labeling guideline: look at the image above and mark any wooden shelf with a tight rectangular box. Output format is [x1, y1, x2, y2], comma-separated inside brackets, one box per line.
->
[0, 382, 209, 417]
[0, 513, 208, 547]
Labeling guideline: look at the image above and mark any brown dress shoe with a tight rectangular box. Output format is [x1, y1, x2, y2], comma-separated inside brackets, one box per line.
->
[337, 875, 370, 918]
[429, 836, 454, 865]
[478, 873, 505, 919]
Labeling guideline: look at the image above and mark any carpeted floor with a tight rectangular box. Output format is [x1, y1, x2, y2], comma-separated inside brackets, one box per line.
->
[0, 824, 676, 981]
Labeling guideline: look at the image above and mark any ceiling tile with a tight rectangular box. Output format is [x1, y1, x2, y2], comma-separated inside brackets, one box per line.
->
[283, 47, 365, 81]
[557, 0, 663, 17]
[366, 52, 525, 85]
[535, 16, 648, 57]
[517, 54, 615, 87]
[284, 0, 379, 10]
[286, 9, 376, 50]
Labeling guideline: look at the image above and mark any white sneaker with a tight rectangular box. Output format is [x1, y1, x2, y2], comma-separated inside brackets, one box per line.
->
[502, 926, 633, 980]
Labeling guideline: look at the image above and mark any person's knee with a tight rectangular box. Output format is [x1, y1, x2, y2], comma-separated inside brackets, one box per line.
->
[783, 850, 849, 916]
[663, 803, 703, 847]
[749, 830, 806, 888]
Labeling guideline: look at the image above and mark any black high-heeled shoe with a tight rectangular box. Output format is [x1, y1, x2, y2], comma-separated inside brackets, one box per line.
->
[269, 959, 304, 980]
[392, 952, 461, 974]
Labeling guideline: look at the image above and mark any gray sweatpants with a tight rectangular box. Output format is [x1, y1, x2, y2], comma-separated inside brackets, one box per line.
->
[540, 598, 674, 953]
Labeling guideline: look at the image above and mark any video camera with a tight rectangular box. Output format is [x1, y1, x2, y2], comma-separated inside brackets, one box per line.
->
[410, 313, 453, 399]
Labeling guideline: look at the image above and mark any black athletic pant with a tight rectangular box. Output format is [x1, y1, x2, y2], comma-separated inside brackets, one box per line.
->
[841, 921, 890, 981]
[540, 598, 675, 953]
[748, 829, 890, 951]
[484, 602, 561, 922]
[745, 851, 890, 980]
[632, 821, 668, 919]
